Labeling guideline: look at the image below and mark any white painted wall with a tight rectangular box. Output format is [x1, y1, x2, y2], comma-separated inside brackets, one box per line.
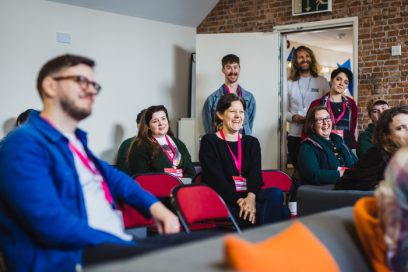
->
[0, 0, 196, 164]
[196, 33, 281, 169]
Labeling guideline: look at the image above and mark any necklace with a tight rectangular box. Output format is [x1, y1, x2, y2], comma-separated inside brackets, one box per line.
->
[330, 101, 342, 112]
[329, 96, 343, 112]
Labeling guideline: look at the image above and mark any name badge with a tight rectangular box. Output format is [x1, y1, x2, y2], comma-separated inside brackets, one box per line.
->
[233, 176, 247, 192]
[298, 109, 307, 117]
[337, 167, 349, 171]
[164, 168, 183, 179]
[332, 129, 344, 139]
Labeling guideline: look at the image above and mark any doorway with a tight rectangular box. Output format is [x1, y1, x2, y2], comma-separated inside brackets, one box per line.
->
[275, 17, 358, 173]
[194, 17, 358, 172]
[284, 27, 355, 174]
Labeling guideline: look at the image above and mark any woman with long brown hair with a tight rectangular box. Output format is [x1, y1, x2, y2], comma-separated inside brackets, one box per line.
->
[127, 105, 196, 178]
[336, 105, 408, 190]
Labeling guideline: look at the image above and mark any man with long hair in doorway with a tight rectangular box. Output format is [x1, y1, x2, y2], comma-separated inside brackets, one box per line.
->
[286, 46, 330, 170]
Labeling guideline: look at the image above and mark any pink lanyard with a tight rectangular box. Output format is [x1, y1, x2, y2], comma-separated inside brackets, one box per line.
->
[327, 100, 346, 129]
[225, 84, 242, 97]
[220, 130, 242, 176]
[40, 115, 113, 204]
[151, 135, 177, 167]
[68, 143, 113, 204]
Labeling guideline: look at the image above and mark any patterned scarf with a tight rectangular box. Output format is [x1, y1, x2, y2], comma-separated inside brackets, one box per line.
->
[309, 132, 355, 169]
[376, 147, 408, 271]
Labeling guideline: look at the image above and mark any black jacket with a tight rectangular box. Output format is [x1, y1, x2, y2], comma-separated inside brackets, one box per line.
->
[335, 147, 392, 191]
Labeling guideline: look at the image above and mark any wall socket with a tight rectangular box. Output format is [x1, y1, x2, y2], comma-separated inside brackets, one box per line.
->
[391, 45, 401, 56]
[57, 32, 71, 44]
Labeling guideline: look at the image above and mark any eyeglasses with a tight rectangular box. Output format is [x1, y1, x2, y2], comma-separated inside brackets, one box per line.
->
[53, 76, 101, 94]
[315, 117, 332, 124]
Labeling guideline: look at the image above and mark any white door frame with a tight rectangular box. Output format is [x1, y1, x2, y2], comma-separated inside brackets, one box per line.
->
[273, 17, 359, 172]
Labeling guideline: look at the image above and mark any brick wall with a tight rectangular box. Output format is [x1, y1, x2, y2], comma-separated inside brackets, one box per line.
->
[197, 0, 408, 132]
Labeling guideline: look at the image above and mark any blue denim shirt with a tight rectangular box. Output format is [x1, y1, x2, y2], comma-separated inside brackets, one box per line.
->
[0, 111, 158, 272]
[202, 85, 256, 135]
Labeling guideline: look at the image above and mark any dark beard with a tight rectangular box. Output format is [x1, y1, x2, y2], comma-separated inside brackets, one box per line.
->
[59, 92, 92, 121]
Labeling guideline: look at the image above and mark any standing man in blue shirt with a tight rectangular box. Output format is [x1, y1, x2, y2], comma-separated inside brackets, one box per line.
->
[0, 55, 210, 272]
[202, 54, 256, 135]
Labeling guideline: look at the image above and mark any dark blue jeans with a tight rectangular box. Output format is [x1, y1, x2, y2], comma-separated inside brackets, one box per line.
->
[227, 187, 291, 227]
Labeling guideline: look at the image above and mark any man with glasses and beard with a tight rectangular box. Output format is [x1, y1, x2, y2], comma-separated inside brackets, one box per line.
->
[0, 55, 213, 272]
[202, 54, 256, 135]
[286, 46, 330, 170]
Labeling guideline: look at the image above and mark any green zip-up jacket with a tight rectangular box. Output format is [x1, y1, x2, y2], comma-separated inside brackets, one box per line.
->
[128, 136, 196, 178]
[356, 123, 375, 159]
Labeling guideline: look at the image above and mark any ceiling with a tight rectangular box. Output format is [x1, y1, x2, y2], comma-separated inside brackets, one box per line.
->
[287, 28, 353, 53]
[47, 0, 220, 28]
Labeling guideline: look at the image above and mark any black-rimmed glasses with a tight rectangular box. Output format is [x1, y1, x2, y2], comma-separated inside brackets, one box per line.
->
[315, 117, 332, 124]
[53, 76, 101, 94]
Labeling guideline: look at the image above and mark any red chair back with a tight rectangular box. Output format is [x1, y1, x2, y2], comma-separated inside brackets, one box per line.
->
[118, 173, 181, 229]
[192, 172, 202, 183]
[171, 184, 241, 233]
[261, 170, 292, 191]
[116, 201, 154, 229]
[133, 173, 182, 197]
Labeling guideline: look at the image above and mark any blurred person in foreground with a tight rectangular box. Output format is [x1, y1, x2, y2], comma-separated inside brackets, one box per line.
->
[0, 55, 211, 272]
[336, 105, 408, 191]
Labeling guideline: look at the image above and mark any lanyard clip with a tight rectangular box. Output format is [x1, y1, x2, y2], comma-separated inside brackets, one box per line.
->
[239, 173, 242, 177]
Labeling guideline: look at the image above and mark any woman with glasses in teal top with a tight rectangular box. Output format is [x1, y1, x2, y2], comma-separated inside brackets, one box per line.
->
[297, 105, 357, 185]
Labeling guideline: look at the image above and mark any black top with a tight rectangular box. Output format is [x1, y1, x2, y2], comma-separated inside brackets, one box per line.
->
[199, 133, 264, 204]
[330, 101, 353, 149]
[335, 147, 392, 191]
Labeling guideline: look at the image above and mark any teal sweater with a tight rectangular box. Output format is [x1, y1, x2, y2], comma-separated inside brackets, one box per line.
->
[298, 133, 358, 185]
[356, 123, 375, 159]
[128, 136, 196, 178]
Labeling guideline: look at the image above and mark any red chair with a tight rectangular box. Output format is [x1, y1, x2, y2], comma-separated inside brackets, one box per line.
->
[191, 172, 202, 183]
[170, 184, 241, 233]
[116, 201, 154, 229]
[132, 173, 183, 197]
[119, 173, 182, 229]
[261, 170, 292, 203]
[262, 170, 295, 219]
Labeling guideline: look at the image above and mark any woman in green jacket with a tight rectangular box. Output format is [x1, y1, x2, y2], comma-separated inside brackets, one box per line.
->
[127, 105, 196, 178]
[297, 105, 357, 185]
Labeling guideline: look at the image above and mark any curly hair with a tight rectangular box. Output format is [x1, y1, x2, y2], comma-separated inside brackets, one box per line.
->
[372, 105, 408, 155]
[288, 46, 320, 81]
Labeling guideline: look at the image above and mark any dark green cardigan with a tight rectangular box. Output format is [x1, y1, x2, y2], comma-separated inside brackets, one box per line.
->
[128, 136, 196, 178]
[356, 123, 375, 159]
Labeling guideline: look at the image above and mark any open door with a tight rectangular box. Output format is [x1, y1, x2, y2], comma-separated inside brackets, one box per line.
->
[195, 32, 282, 170]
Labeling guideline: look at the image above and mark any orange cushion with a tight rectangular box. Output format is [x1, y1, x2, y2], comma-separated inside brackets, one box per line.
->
[224, 222, 340, 272]
[354, 197, 390, 272]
